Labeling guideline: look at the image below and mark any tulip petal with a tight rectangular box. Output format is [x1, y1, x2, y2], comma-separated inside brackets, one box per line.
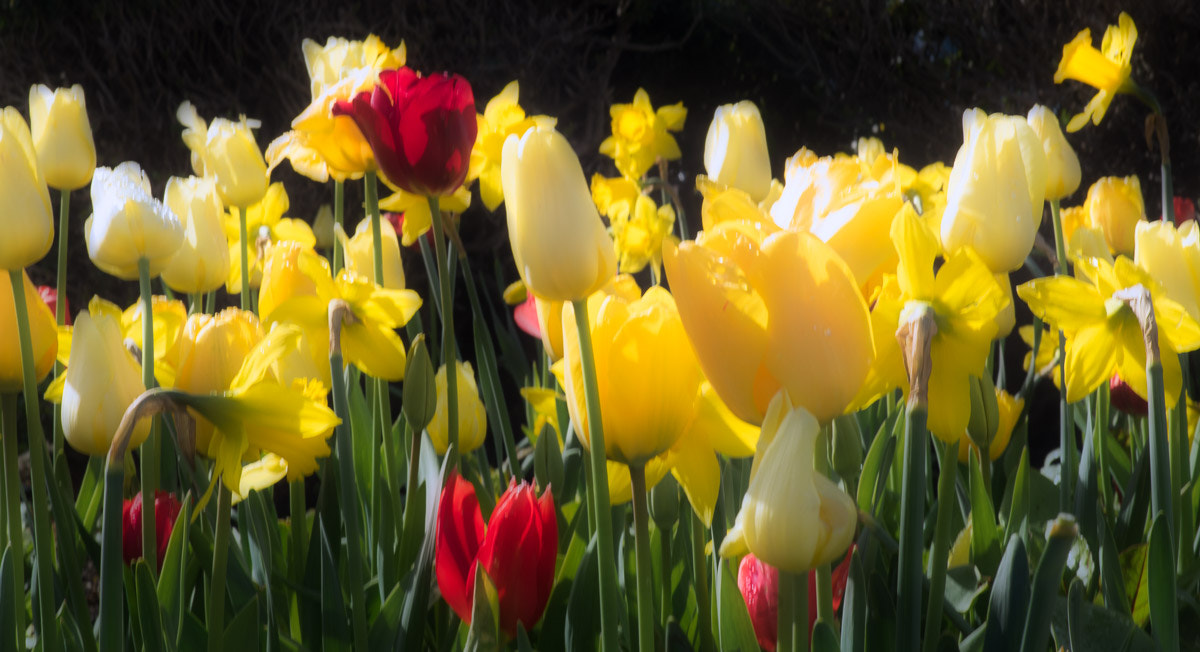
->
[436, 473, 486, 624]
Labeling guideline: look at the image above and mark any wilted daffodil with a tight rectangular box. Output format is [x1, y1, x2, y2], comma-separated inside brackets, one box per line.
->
[1135, 219, 1200, 322]
[0, 270, 57, 392]
[720, 390, 856, 574]
[854, 206, 1008, 442]
[427, 361, 488, 456]
[1026, 105, 1081, 200]
[1086, 175, 1146, 257]
[337, 217, 406, 289]
[1055, 12, 1138, 132]
[1018, 255, 1200, 405]
[378, 185, 471, 246]
[28, 84, 96, 190]
[86, 162, 184, 280]
[223, 182, 316, 293]
[599, 88, 686, 182]
[0, 107, 54, 271]
[664, 223, 874, 425]
[177, 102, 269, 208]
[469, 80, 557, 211]
[161, 176, 231, 294]
[704, 101, 772, 202]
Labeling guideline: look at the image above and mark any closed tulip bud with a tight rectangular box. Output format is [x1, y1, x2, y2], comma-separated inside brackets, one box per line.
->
[501, 125, 616, 302]
[312, 204, 334, 250]
[86, 162, 184, 280]
[720, 391, 857, 573]
[1087, 175, 1145, 256]
[648, 473, 680, 529]
[0, 107, 54, 271]
[966, 374, 1000, 455]
[830, 414, 863, 481]
[122, 490, 182, 570]
[941, 109, 1047, 272]
[427, 361, 487, 456]
[177, 102, 268, 208]
[161, 176, 231, 294]
[61, 309, 149, 456]
[738, 554, 779, 652]
[28, 84, 96, 190]
[1026, 105, 1081, 200]
[402, 334, 437, 432]
[704, 101, 772, 202]
[0, 271, 58, 392]
[337, 218, 406, 289]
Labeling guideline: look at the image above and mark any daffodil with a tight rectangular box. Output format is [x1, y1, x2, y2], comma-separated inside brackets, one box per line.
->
[591, 174, 675, 274]
[121, 295, 188, 387]
[1018, 255, 1200, 405]
[1018, 323, 1059, 387]
[853, 205, 1009, 442]
[1054, 12, 1138, 132]
[467, 81, 557, 211]
[223, 182, 316, 293]
[377, 185, 471, 246]
[599, 88, 686, 181]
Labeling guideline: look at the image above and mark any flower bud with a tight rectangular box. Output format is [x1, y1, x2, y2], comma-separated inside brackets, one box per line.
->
[61, 309, 149, 456]
[337, 217, 406, 289]
[830, 414, 864, 481]
[86, 162, 184, 280]
[1087, 175, 1146, 256]
[648, 472, 680, 530]
[966, 374, 1000, 455]
[0, 107, 54, 271]
[161, 176, 230, 294]
[704, 101, 772, 202]
[122, 490, 182, 570]
[737, 554, 779, 652]
[29, 84, 96, 190]
[312, 204, 335, 250]
[427, 361, 487, 456]
[402, 334, 437, 432]
[0, 272, 58, 392]
[1026, 105, 1081, 200]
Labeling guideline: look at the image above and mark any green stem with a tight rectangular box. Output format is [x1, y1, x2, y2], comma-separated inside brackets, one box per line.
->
[922, 439, 958, 652]
[238, 206, 250, 311]
[571, 299, 620, 652]
[330, 350, 369, 650]
[207, 485, 232, 652]
[289, 479, 306, 583]
[777, 568, 795, 652]
[1095, 382, 1114, 512]
[630, 464, 656, 652]
[897, 403, 928, 652]
[189, 292, 202, 316]
[1, 394, 24, 648]
[815, 563, 833, 625]
[9, 268, 59, 652]
[659, 516, 672, 620]
[779, 570, 810, 652]
[98, 466, 124, 652]
[1147, 361, 1174, 543]
[1050, 199, 1076, 510]
[332, 180, 345, 274]
[138, 257, 159, 575]
[427, 196, 459, 467]
[365, 172, 384, 284]
[53, 189, 70, 461]
[690, 510, 715, 652]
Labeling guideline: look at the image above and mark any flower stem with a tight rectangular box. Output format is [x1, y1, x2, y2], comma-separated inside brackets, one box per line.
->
[238, 206, 250, 311]
[778, 568, 794, 652]
[922, 439, 958, 652]
[289, 479, 307, 583]
[1147, 361, 1174, 542]
[207, 484, 232, 652]
[9, 268, 60, 652]
[1049, 199, 1075, 510]
[332, 179, 345, 274]
[630, 464, 656, 652]
[427, 195, 459, 468]
[691, 510, 715, 652]
[138, 257, 159, 575]
[779, 570, 810, 652]
[897, 402, 928, 652]
[365, 172, 383, 285]
[570, 298, 620, 652]
[1, 393, 24, 649]
[53, 189, 70, 461]
[329, 343, 369, 650]
[815, 563, 833, 624]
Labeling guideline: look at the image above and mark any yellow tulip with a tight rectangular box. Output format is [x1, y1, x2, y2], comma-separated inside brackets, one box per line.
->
[312, 204, 334, 250]
[664, 225, 874, 425]
[426, 361, 488, 456]
[1086, 175, 1145, 257]
[1135, 219, 1200, 323]
[695, 175, 777, 233]
[1026, 105, 1081, 200]
[469, 81, 557, 210]
[958, 388, 1024, 464]
[60, 309, 149, 456]
[337, 217, 406, 290]
[1054, 13, 1137, 132]
[501, 125, 615, 302]
[161, 176, 230, 294]
[28, 84, 96, 190]
[85, 162, 184, 279]
[0, 107, 54, 271]
[0, 271, 57, 392]
[940, 109, 1047, 273]
[534, 295, 564, 361]
[719, 390, 856, 573]
[599, 88, 686, 182]
[302, 35, 406, 98]
[703, 101, 771, 202]
[177, 101, 268, 208]
[995, 273, 1016, 338]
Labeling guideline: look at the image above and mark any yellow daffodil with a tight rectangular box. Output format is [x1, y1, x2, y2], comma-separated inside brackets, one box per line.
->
[703, 101, 771, 202]
[337, 217, 406, 290]
[1086, 175, 1146, 257]
[1055, 12, 1138, 132]
[378, 185, 471, 246]
[1018, 255, 1200, 405]
[853, 205, 1009, 442]
[1019, 323, 1059, 386]
[427, 361, 488, 456]
[28, 84, 96, 190]
[599, 88, 686, 181]
[1135, 219, 1200, 322]
[223, 182, 316, 294]
[121, 295, 188, 387]
[177, 102, 268, 208]
[591, 175, 676, 275]
[232, 453, 290, 504]
[161, 175, 231, 294]
[468, 81, 556, 211]
[86, 162, 184, 280]
[0, 271, 57, 392]
[957, 388, 1024, 463]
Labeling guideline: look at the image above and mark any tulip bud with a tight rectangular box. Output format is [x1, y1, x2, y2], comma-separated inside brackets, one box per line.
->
[312, 204, 335, 250]
[86, 162, 184, 280]
[502, 126, 616, 302]
[337, 217, 406, 289]
[1026, 105, 1081, 200]
[648, 472, 680, 530]
[122, 490, 182, 570]
[28, 84, 96, 190]
[402, 334, 437, 432]
[830, 414, 863, 481]
[0, 272, 58, 392]
[0, 107, 55, 271]
[161, 176, 231, 294]
[427, 361, 487, 456]
[966, 374, 999, 455]
[177, 102, 269, 208]
[61, 309, 150, 456]
[941, 109, 1047, 272]
[1109, 372, 1147, 416]
[1087, 175, 1146, 256]
[959, 387, 1023, 464]
[737, 554, 779, 652]
[704, 101, 772, 202]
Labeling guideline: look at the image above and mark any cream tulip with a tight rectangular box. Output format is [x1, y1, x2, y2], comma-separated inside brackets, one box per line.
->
[177, 101, 269, 208]
[1026, 105, 1081, 200]
[427, 361, 487, 455]
[703, 101, 772, 202]
[0, 107, 54, 271]
[28, 84, 96, 190]
[85, 162, 184, 279]
[61, 309, 150, 456]
[161, 176, 231, 294]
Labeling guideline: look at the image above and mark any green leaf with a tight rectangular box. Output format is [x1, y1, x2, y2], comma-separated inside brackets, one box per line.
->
[368, 582, 405, 649]
[348, 371, 374, 505]
[0, 546, 14, 651]
[134, 560, 165, 652]
[812, 621, 840, 652]
[1066, 578, 1085, 651]
[1002, 447, 1031, 545]
[857, 412, 897, 516]
[1098, 511, 1131, 617]
[1146, 512, 1179, 652]
[465, 564, 501, 652]
[564, 534, 600, 652]
[715, 557, 757, 652]
[319, 521, 351, 652]
[969, 449, 1001, 575]
[1019, 515, 1077, 652]
[399, 453, 453, 652]
[1121, 544, 1150, 626]
[982, 535, 1028, 652]
[1049, 595, 1157, 652]
[1074, 426, 1100, 559]
[534, 420, 565, 498]
[222, 594, 261, 649]
[839, 548, 865, 652]
[945, 565, 986, 614]
[156, 494, 191, 646]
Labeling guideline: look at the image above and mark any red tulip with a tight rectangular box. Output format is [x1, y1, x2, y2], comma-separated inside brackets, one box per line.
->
[1109, 373, 1148, 416]
[1173, 196, 1195, 225]
[513, 293, 540, 339]
[435, 473, 557, 638]
[738, 546, 856, 651]
[37, 285, 69, 325]
[122, 490, 183, 570]
[333, 67, 476, 197]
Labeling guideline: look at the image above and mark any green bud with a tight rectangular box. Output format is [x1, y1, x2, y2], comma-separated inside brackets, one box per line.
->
[967, 374, 999, 453]
[534, 423, 564, 496]
[649, 472, 680, 529]
[402, 334, 437, 431]
[831, 413, 864, 481]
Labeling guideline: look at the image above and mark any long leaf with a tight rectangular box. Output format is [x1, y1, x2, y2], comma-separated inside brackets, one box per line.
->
[1019, 515, 1077, 652]
[134, 561, 165, 652]
[969, 449, 1001, 575]
[1146, 512, 1179, 652]
[715, 557, 758, 652]
[982, 535, 1029, 652]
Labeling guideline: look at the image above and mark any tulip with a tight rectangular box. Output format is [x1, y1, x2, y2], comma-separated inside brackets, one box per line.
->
[470, 80, 557, 210]
[720, 391, 856, 573]
[222, 182, 316, 294]
[1109, 372, 1148, 416]
[703, 101, 772, 202]
[337, 217, 406, 289]
[426, 361, 487, 456]
[122, 490, 182, 570]
[1026, 105, 1081, 200]
[599, 88, 686, 182]
[513, 293, 540, 340]
[161, 176, 231, 294]
[0, 107, 54, 271]
[28, 84, 96, 190]
[940, 109, 1047, 273]
[1054, 13, 1138, 132]
[35, 285, 68, 325]
[958, 388, 1024, 464]
[1087, 175, 1145, 257]
[0, 272, 57, 392]
[435, 474, 557, 639]
[737, 549, 856, 652]
[312, 204, 335, 250]
[664, 226, 873, 425]
[85, 162, 184, 280]
[1134, 219, 1200, 322]
[533, 295, 564, 361]
[1174, 197, 1196, 226]
[177, 102, 269, 208]
[501, 125, 616, 302]
[333, 67, 476, 197]
[303, 35, 407, 98]
[60, 309, 149, 456]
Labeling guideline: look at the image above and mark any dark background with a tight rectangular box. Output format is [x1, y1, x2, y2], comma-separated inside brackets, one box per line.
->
[3, 0, 1198, 455]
